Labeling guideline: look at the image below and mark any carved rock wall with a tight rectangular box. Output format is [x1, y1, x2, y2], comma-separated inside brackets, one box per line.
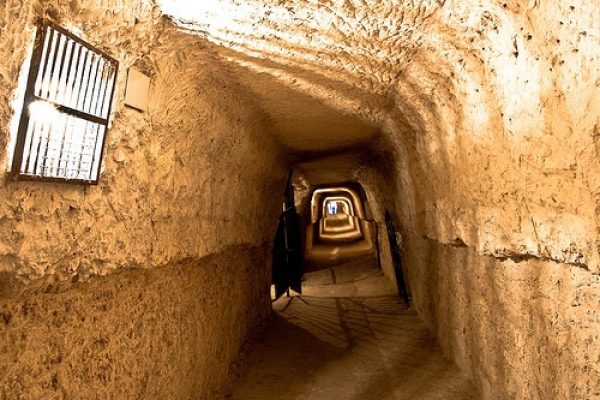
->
[160, 0, 600, 272]
[0, 246, 271, 399]
[0, 1, 286, 398]
[0, 0, 285, 281]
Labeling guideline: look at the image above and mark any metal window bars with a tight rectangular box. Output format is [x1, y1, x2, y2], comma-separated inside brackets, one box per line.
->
[11, 19, 119, 184]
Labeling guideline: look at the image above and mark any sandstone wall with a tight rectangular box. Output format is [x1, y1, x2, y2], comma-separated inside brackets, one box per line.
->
[370, 2, 600, 397]
[357, 166, 398, 292]
[1, 0, 599, 398]
[356, 154, 600, 399]
[0, 246, 271, 399]
[161, 0, 600, 272]
[161, 1, 599, 397]
[0, 0, 286, 397]
[0, 0, 285, 282]
[402, 234, 599, 400]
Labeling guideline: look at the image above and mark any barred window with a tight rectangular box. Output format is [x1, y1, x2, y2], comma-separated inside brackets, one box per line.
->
[11, 19, 119, 184]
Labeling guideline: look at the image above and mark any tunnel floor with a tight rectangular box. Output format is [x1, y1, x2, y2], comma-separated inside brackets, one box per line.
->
[223, 258, 478, 399]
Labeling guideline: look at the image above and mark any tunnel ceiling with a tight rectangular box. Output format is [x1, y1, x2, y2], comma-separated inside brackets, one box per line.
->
[157, 0, 600, 271]
[156, 0, 600, 154]
[227, 59, 378, 152]
[295, 153, 367, 186]
[157, 0, 407, 152]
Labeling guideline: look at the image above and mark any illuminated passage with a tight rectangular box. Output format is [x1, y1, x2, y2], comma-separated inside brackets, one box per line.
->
[0, 1, 598, 400]
[305, 183, 377, 264]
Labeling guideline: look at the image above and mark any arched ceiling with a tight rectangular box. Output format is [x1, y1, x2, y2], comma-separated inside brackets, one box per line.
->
[222, 55, 378, 151]
[156, 0, 600, 158]
[295, 152, 367, 186]
[157, 0, 600, 271]
[156, 0, 425, 152]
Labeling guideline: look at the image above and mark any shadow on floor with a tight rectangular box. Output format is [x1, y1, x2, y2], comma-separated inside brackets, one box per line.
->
[223, 264, 478, 400]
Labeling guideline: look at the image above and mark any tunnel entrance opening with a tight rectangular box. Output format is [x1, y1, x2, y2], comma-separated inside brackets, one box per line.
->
[304, 181, 377, 270]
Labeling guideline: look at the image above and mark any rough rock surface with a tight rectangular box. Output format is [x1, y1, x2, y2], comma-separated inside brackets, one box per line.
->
[0, 0, 286, 282]
[1, 0, 599, 399]
[0, 246, 271, 399]
[162, 0, 600, 273]
[159, 0, 600, 397]
[0, 1, 286, 398]
[403, 235, 599, 400]
[359, 160, 600, 399]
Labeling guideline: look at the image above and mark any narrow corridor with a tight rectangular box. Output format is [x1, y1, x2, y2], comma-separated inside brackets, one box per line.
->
[2, 2, 598, 399]
[225, 259, 477, 400]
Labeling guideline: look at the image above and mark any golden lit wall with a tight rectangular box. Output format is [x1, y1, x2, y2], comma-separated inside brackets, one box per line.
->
[158, 1, 599, 398]
[0, 0, 285, 281]
[0, 1, 286, 398]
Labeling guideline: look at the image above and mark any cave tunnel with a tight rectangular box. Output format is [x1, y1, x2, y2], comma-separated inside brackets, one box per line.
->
[0, 1, 599, 399]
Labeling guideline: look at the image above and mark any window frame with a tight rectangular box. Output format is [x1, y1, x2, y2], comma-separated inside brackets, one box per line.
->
[11, 18, 119, 185]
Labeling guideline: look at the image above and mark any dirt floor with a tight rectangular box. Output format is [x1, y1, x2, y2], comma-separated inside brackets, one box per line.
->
[223, 258, 478, 400]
